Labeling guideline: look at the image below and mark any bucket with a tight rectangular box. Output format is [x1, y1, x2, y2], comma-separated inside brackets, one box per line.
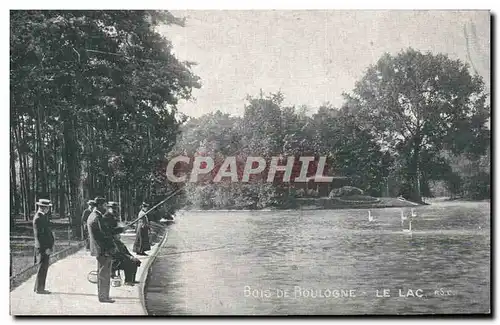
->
[88, 271, 122, 287]
[111, 276, 122, 287]
[87, 271, 98, 284]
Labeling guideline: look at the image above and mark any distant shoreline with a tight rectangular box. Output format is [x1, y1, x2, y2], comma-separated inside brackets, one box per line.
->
[180, 197, 490, 212]
[180, 197, 425, 212]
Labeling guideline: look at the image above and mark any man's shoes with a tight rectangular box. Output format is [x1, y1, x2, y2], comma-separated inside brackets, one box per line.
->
[99, 298, 115, 303]
[124, 282, 135, 286]
[35, 290, 51, 294]
[132, 280, 140, 284]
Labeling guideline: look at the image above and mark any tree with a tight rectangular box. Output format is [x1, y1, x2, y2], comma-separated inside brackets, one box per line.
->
[310, 106, 390, 196]
[346, 48, 490, 202]
[10, 10, 200, 230]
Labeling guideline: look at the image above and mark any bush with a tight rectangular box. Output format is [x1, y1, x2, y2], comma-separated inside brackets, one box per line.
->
[306, 189, 319, 197]
[329, 186, 364, 198]
[445, 172, 463, 198]
[184, 182, 278, 209]
[295, 188, 306, 198]
[256, 183, 278, 208]
[462, 172, 490, 200]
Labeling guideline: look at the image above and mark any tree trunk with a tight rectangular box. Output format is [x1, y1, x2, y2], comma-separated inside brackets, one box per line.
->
[13, 125, 27, 219]
[59, 151, 66, 219]
[10, 134, 19, 217]
[35, 104, 48, 197]
[10, 162, 17, 228]
[408, 137, 422, 203]
[62, 109, 82, 238]
[53, 139, 59, 213]
[118, 186, 122, 222]
[18, 122, 31, 220]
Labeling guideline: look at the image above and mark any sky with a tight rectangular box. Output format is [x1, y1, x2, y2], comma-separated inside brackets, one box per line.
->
[158, 10, 490, 118]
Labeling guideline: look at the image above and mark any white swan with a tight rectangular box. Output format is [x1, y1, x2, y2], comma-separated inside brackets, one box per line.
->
[403, 220, 412, 233]
[368, 210, 374, 222]
[401, 209, 407, 226]
[411, 208, 417, 217]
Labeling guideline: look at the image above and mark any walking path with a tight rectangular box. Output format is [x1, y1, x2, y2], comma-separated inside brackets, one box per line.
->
[10, 232, 166, 316]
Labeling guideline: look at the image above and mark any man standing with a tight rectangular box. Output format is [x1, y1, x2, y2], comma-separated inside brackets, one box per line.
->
[33, 199, 55, 294]
[104, 202, 124, 278]
[81, 200, 96, 250]
[133, 202, 151, 256]
[87, 197, 116, 303]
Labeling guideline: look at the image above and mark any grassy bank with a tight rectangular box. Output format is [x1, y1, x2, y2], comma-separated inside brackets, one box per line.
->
[10, 226, 82, 277]
[293, 196, 421, 210]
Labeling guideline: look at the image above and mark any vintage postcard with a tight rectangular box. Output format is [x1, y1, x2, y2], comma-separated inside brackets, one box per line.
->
[9, 9, 490, 316]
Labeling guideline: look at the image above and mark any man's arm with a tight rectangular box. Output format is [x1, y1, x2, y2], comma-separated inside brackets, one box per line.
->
[33, 218, 42, 247]
[46, 220, 55, 249]
[81, 210, 88, 226]
[89, 217, 106, 245]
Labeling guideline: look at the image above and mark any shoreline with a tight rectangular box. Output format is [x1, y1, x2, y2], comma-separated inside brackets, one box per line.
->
[139, 228, 170, 315]
[180, 197, 424, 212]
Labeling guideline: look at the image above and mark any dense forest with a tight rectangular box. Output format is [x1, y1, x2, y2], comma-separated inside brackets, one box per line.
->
[10, 11, 490, 229]
[10, 11, 200, 232]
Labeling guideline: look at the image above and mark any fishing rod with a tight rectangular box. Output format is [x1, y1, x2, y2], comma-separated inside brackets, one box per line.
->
[155, 245, 230, 257]
[123, 186, 184, 228]
[153, 225, 237, 258]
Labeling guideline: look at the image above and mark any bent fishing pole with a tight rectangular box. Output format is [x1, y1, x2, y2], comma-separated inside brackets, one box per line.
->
[122, 185, 184, 228]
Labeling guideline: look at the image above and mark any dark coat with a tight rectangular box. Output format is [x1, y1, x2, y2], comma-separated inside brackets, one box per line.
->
[33, 212, 55, 251]
[87, 210, 116, 257]
[103, 212, 125, 236]
[112, 239, 141, 270]
[81, 208, 92, 228]
[133, 211, 151, 253]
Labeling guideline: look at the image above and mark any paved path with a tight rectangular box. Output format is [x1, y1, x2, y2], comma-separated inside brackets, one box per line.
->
[10, 233, 165, 316]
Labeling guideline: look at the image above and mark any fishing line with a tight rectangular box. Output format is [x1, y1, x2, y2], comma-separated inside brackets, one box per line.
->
[155, 219, 237, 257]
[155, 245, 231, 257]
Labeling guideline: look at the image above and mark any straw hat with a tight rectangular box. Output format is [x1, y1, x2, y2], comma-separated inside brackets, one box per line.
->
[36, 199, 52, 207]
[94, 197, 106, 205]
[107, 201, 119, 208]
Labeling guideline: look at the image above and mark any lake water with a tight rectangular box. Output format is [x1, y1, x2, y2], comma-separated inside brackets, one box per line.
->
[145, 201, 490, 315]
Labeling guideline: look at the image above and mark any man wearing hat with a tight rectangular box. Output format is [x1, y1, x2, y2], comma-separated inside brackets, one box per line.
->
[81, 200, 96, 250]
[103, 202, 121, 233]
[33, 199, 55, 294]
[87, 197, 117, 303]
[133, 202, 151, 256]
[103, 201, 125, 278]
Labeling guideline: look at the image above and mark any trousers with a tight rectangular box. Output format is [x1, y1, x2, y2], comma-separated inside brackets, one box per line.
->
[96, 255, 112, 301]
[82, 226, 90, 250]
[33, 251, 50, 292]
[113, 257, 138, 283]
[123, 260, 138, 283]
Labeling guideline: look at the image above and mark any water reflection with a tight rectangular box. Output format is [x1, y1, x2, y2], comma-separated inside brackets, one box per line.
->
[145, 202, 490, 315]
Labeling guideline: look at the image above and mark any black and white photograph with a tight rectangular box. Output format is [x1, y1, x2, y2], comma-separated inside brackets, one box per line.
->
[8, 9, 491, 316]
